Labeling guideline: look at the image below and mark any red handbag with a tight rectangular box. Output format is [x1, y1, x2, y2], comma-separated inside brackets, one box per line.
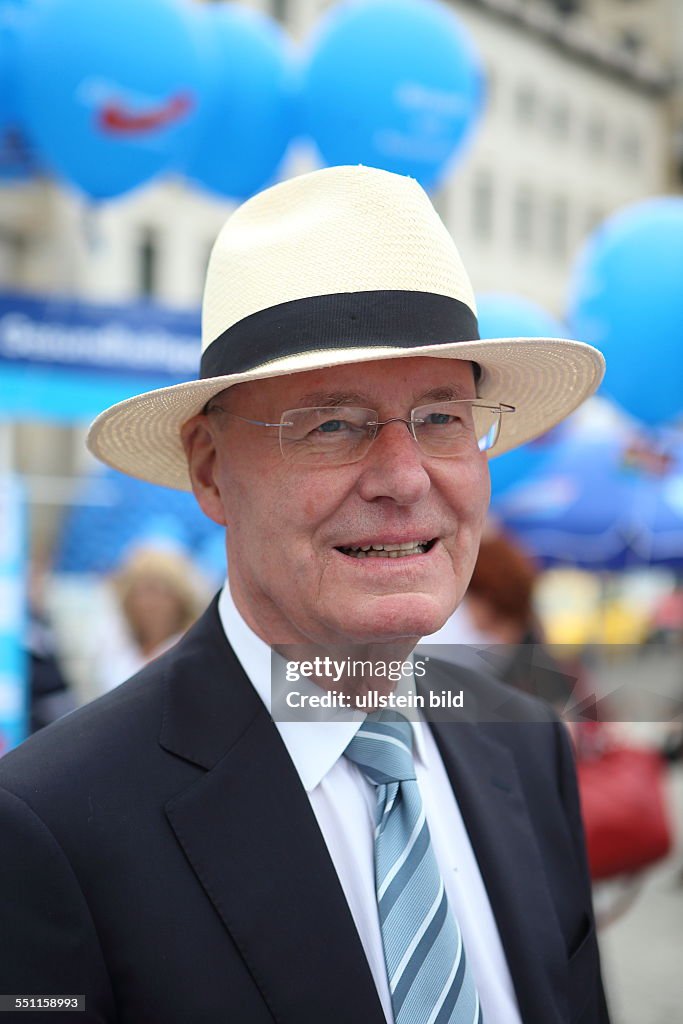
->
[576, 739, 674, 880]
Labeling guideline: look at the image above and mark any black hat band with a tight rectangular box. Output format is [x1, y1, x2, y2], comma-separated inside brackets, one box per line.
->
[200, 290, 480, 380]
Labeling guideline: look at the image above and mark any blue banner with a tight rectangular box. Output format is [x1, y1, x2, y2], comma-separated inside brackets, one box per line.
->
[0, 475, 26, 755]
[0, 291, 200, 422]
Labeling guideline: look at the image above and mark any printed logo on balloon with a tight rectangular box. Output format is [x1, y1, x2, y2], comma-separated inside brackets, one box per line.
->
[300, 0, 485, 190]
[16, 0, 204, 200]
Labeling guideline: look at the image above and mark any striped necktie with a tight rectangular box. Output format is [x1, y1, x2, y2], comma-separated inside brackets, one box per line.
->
[344, 712, 482, 1024]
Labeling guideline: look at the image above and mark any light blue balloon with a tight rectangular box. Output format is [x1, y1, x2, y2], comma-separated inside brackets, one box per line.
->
[17, 0, 204, 200]
[477, 293, 571, 498]
[184, 3, 294, 200]
[300, 0, 485, 190]
[568, 197, 683, 426]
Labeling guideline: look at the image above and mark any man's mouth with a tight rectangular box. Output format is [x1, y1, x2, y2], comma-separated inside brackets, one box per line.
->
[335, 539, 437, 559]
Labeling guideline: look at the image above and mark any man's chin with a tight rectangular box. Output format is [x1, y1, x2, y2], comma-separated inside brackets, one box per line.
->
[328, 593, 456, 645]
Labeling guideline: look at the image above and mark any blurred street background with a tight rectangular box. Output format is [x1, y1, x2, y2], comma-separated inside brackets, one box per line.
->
[0, 0, 681, 1020]
[599, 760, 683, 1024]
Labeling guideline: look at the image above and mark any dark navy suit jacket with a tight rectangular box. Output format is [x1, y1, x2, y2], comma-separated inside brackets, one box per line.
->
[0, 598, 610, 1023]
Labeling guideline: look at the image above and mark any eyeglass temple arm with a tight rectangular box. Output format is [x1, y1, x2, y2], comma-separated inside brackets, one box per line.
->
[204, 406, 288, 428]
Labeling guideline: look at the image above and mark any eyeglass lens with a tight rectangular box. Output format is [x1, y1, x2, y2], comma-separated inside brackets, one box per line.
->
[279, 402, 503, 465]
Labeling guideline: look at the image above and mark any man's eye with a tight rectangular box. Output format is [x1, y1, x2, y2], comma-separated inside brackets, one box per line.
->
[424, 412, 458, 426]
[316, 419, 350, 433]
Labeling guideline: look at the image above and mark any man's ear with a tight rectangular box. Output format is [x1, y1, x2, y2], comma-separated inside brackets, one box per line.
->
[180, 414, 227, 527]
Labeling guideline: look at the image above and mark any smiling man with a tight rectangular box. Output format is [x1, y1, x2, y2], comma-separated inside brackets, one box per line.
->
[183, 357, 490, 648]
[0, 166, 610, 1023]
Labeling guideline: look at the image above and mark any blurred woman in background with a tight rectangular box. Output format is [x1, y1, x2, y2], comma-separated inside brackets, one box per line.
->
[97, 546, 209, 692]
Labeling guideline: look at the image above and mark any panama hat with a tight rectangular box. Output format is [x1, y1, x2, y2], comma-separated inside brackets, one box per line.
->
[87, 164, 605, 491]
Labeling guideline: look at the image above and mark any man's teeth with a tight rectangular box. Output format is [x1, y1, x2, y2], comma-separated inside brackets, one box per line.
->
[340, 541, 431, 558]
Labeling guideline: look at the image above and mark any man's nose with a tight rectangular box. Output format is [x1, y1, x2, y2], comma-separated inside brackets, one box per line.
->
[355, 419, 431, 506]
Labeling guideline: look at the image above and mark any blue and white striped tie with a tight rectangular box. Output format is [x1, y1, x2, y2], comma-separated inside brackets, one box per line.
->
[344, 713, 482, 1024]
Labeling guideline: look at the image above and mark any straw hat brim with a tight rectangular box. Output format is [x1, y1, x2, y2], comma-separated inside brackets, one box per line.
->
[86, 336, 604, 492]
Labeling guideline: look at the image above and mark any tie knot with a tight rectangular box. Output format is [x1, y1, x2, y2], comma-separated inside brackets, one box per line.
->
[344, 713, 416, 786]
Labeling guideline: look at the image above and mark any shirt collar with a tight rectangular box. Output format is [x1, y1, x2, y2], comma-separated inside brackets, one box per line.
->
[217, 581, 427, 791]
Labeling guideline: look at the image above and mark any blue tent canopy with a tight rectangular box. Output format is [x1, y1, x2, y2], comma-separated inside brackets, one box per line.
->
[54, 467, 224, 577]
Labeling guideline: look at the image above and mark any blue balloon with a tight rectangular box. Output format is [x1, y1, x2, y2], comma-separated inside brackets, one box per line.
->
[0, 1, 39, 181]
[0, 1, 24, 130]
[300, 0, 485, 190]
[184, 3, 294, 200]
[568, 197, 683, 426]
[477, 292, 571, 343]
[17, 0, 204, 200]
[476, 293, 572, 497]
[489, 431, 562, 500]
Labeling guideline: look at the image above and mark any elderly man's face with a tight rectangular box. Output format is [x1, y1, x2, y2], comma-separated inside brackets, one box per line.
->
[183, 357, 490, 646]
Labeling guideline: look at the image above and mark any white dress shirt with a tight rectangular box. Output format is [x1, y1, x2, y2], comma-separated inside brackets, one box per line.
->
[218, 584, 522, 1024]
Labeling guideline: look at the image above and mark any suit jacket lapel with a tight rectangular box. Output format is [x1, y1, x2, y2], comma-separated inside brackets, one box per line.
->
[160, 600, 385, 1024]
[426, 659, 569, 1024]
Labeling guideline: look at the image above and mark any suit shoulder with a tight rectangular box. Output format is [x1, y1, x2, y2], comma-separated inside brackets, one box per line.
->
[0, 598, 233, 816]
[0, 596, 227, 794]
[423, 653, 567, 789]
[0, 645, 170, 795]
[424, 652, 558, 723]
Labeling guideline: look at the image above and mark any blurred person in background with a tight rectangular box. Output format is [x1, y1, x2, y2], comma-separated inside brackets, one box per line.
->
[96, 545, 209, 691]
[26, 609, 75, 734]
[425, 530, 575, 710]
[465, 531, 575, 709]
[25, 555, 76, 734]
[463, 535, 679, 898]
[466, 532, 539, 647]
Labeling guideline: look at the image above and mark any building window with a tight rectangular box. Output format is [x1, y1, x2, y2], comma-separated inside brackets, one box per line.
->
[585, 113, 607, 155]
[619, 127, 641, 166]
[137, 227, 158, 298]
[513, 184, 535, 249]
[430, 186, 449, 223]
[515, 82, 538, 125]
[548, 195, 569, 259]
[585, 206, 605, 235]
[471, 170, 494, 241]
[548, 98, 571, 140]
[484, 66, 496, 110]
[620, 29, 644, 55]
[674, 126, 683, 186]
[0, 228, 28, 286]
[548, 0, 581, 12]
[269, 0, 288, 23]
